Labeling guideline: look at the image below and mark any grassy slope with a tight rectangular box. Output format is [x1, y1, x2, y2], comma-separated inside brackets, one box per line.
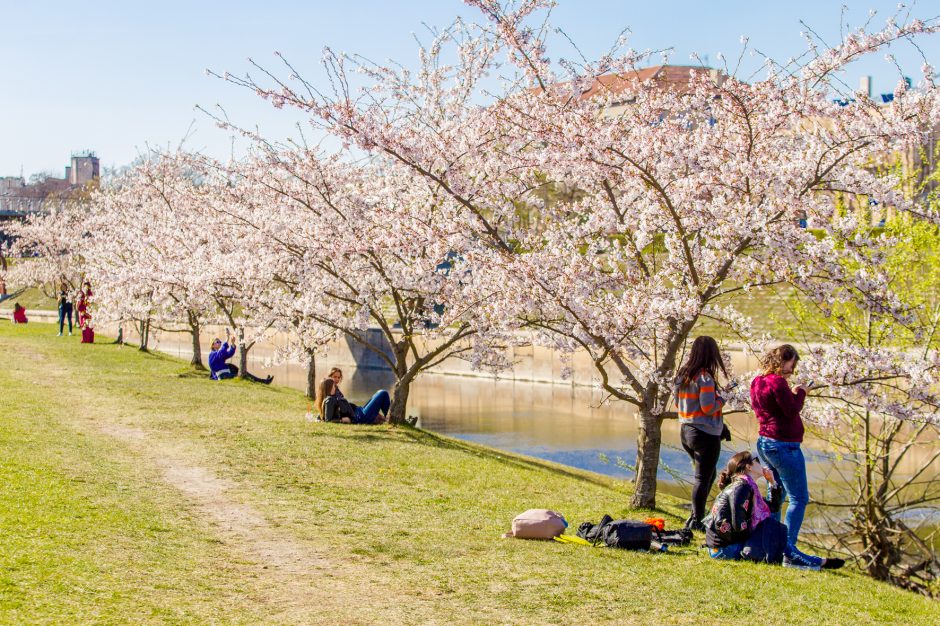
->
[0, 286, 57, 311]
[0, 321, 935, 624]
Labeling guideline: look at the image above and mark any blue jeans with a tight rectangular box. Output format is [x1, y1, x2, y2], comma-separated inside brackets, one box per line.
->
[58, 304, 73, 333]
[354, 390, 390, 424]
[708, 544, 743, 560]
[757, 436, 809, 550]
[709, 541, 822, 566]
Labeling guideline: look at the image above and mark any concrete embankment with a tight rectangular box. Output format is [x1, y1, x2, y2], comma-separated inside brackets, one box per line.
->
[4, 308, 761, 387]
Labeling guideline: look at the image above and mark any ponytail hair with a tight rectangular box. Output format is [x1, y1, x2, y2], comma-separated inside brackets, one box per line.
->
[717, 450, 756, 490]
[315, 377, 337, 418]
[760, 344, 799, 376]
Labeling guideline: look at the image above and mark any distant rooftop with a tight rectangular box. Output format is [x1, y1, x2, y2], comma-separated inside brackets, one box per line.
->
[535, 65, 728, 103]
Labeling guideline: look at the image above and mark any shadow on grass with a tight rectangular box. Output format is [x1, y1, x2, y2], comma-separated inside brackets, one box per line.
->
[176, 367, 209, 379]
[396, 426, 636, 494]
[290, 422, 684, 518]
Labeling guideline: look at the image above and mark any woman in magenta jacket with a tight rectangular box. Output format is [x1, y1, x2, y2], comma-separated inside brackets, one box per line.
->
[750, 344, 812, 553]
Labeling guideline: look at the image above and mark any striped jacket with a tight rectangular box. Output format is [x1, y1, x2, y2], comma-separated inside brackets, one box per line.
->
[675, 371, 724, 436]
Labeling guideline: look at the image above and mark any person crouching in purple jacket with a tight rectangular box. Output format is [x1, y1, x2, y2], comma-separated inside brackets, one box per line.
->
[208, 334, 272, 384]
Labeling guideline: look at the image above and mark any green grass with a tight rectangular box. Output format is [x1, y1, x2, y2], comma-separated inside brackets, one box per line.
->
[0, 330, 264, 623]
[0, 321, 936, 624]
[0, 285, 56, 311]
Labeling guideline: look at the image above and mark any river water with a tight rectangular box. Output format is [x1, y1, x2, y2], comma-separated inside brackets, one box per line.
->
[147, 331, 940, 514]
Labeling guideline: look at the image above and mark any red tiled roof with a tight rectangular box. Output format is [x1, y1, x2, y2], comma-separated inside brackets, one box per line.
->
[537, 65, 724, 102]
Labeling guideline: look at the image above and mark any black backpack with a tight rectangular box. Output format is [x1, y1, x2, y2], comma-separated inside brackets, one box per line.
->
[577, 515, 653, 551]
[652, 528, 693, 547]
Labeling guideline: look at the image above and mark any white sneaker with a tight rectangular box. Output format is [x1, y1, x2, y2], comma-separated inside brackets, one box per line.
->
[68, 332, 72, 336]
[57, 332, 62, 336]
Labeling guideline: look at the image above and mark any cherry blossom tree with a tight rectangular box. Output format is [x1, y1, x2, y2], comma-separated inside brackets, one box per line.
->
[227, 0, 940, 506]
[0, 199, 89, 302]
[205, 149, 508, 422]
[84, 153, 223, 357]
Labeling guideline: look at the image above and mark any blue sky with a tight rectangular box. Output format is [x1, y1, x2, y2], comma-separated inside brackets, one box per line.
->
[2, 1, 938, 177]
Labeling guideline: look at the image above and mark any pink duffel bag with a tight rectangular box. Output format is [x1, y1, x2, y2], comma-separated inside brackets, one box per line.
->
[504, 509, 568, 540]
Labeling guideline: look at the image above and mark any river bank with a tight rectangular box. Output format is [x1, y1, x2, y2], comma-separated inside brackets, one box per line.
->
[2, 320, 936, 623]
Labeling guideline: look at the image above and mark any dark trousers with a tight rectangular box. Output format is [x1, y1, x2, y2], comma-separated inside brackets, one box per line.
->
[680, 424, 722, 524]
[216, 364, 268, 383]
[58, 303, 73, 333]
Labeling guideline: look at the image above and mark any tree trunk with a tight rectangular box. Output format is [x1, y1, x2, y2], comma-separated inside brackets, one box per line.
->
[138, 318, 150, 352]
[188, 311, 205, 369]
[630, 406, 663, 509]
[237, 327, 249, 379]
[387, 340, 412, 425]
[305, 349, 317, 399]
[389, 378, 411, 425]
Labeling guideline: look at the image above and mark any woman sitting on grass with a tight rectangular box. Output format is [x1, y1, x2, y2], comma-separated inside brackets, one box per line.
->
[12, 303, 28, 324]
[316, 377, 390, 424]
[704, 450, 844, 571]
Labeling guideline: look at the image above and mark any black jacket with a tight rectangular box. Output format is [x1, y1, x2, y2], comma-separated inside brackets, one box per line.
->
[321, 396, 342, 422]
[322, 395, 358, 422]
[704, 476, 782, 548]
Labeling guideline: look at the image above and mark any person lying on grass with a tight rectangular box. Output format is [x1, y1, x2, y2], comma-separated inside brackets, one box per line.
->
[704, 450, 844, 571]
[208, 334, 272, 384]
[315, 377, 390, 424]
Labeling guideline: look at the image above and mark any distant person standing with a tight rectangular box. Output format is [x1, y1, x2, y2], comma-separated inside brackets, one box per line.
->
[674, 336, 731, 532]
[751, 344, 813, 554]
[12, 302, 28, 324]
[57, 283, 73, 336]
[76, 291, 89, 328]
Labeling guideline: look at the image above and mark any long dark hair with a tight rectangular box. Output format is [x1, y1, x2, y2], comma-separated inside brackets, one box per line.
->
[717, 450, 756, 489]
[315, 378, 336, 418]
[676, 336, 728, 385]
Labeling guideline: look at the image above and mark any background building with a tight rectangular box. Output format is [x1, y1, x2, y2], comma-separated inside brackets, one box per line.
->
[0, 151, 99, 219]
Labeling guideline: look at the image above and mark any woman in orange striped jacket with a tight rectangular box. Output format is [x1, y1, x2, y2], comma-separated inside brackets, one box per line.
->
[674, 336, 730, 531]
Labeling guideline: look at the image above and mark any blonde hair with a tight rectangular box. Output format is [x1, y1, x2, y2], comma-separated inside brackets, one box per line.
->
[760, 344, 800, 376]
[329, 367, 343, 378]
[315, 378, 337, 418]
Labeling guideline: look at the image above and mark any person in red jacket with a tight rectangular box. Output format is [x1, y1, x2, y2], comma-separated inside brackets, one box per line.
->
[76, 292, 89, 328]
[12, 302, 28, 324]
[81, 314, 95, 343]
[750, 344, 813, 554]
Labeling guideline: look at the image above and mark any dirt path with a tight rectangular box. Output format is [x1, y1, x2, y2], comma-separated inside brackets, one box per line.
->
[95, 422, 360, 623]
[4, 338, 426, 624]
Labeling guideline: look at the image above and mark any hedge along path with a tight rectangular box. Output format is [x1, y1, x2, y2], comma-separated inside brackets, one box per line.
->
[1, 335, 428, 625]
